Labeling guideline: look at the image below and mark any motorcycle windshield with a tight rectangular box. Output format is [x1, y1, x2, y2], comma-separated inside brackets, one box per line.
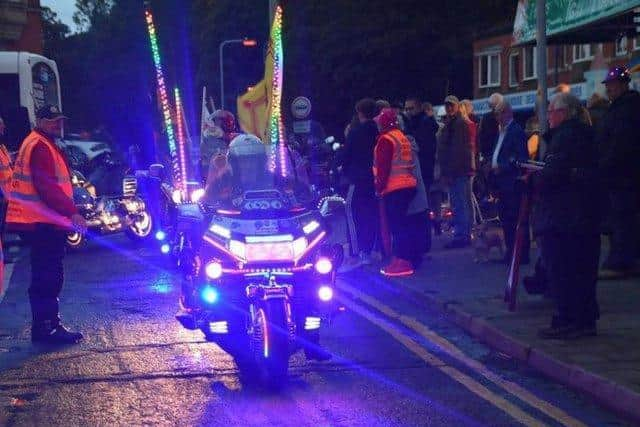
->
[217, 135, 312, 213]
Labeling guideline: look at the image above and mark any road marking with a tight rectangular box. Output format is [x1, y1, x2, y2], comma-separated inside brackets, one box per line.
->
[339, 283, 587, 427]
[340, 295, 547, 427]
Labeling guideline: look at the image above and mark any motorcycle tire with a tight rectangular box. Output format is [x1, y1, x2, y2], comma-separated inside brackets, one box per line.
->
[253, 299, 290, 388]
[66, 232, 85, 250]
[125, 210, 154, 241]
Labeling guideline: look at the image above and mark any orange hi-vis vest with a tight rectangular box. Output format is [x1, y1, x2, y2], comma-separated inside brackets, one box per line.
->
[373, 129, 417, 195]
[6, 130, 73, 229]
[0, 145, 12, 194]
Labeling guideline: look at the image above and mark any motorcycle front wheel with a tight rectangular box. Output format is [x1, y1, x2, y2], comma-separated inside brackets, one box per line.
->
[126, 211, 154, 241]
[66, 232, 85, 250]
[252, 300, 290, 388]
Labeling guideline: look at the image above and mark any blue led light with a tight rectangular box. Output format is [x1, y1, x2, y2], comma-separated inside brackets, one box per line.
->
[155, 230, 166, 241]
[201, 286, 219, 304]
[160, 244, 171, 254]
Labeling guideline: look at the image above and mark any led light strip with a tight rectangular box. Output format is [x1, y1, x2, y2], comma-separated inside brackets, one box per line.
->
[144, 8, 182, 189]
[174, 87, 189, 197]
[267, 5, 288, 177]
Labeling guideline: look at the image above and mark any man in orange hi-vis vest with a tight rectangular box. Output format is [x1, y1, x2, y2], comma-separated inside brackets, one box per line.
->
[373, 108, 417, 277]
[6, 105, 87, 344]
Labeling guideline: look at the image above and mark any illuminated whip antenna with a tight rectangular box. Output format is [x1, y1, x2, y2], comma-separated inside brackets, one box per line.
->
[144, 5, 182, 191]
[174, 87, 189, 197]
[267, 5, 288, 177]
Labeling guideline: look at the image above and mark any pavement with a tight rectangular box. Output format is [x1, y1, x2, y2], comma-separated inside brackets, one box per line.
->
[0, 233, 634, 426]
[376, 236, 640, 424]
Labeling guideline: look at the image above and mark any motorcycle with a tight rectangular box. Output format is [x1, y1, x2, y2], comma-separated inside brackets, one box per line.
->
[67, 169, 154, 248]
[174, 135, 343, 386]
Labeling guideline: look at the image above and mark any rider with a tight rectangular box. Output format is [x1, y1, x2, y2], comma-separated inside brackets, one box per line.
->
[200, 110, 240, 180]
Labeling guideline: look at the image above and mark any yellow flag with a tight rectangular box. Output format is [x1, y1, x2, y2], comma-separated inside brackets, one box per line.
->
[237, 12, 276, 141]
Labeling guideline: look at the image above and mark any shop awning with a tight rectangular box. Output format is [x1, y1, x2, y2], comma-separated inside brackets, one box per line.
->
[513, 0, 640, 45]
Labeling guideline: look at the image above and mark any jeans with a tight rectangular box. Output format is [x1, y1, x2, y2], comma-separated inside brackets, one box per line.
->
[383, 188, 416, 261]
[20, 225, 67, 327]
[449, 176, 473, 241]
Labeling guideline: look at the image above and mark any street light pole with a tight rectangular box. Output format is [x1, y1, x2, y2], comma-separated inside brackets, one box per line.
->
[536, 0, 548, 135]
[219, 38, 258, 110]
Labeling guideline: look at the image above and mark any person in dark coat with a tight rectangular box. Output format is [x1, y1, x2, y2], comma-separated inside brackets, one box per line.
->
[489, 101, 529, 264]
[343, 98, 379, 263]
[597, 67, 640, 278]
[437, 96, 474, 248]
[534, 93, 601, 339]
[404, 96, 438, 190]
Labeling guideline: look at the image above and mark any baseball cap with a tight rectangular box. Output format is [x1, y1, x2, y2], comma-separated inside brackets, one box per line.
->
[444, 95, 460, 105]
[36, 104, 67, 121]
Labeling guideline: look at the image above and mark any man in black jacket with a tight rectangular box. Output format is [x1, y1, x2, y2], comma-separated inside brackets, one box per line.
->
[534, 93, 601, 339]
[343, 98, 379, 263]
[598, 67, 640, 278]
[404, 96, 438, 191]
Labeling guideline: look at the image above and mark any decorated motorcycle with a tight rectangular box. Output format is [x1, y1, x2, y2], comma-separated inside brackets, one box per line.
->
[173, 134, 343, 386]
[66, 169, 154, 248]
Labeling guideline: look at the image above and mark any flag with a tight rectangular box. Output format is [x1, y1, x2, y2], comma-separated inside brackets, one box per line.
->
[237, 8, 277, 141]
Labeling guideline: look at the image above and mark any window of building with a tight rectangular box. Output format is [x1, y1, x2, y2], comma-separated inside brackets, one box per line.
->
[479, 53, 501, 88]
[509, 51, 520, 86]
[615, 37, 628, 56]
[523, 46, 537, 79]
[634, 37, 640, 51]
[573, 44, 593, 62]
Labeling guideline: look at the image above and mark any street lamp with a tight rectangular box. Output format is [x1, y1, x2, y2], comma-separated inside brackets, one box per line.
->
[219, 38, 257, 110]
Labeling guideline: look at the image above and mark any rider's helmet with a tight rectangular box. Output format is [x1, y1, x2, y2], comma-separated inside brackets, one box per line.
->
[211, 110, 236, 134]
[228, 134, 269, 190]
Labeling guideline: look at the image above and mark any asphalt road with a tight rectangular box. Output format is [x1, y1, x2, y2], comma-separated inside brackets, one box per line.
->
[0, 235, 631, 426]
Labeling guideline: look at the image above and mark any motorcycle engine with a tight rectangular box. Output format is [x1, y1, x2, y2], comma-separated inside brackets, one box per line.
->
[96, 198, 122, 231]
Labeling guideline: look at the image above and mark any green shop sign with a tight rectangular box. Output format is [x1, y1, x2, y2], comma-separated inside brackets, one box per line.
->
[513, 0, 640, 43]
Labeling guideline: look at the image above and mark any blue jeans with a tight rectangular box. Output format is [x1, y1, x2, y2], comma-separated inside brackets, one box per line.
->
[449, 176, 473, 242]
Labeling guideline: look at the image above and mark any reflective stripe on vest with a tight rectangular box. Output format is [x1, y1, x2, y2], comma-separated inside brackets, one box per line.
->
[375, 129, 417, 195]
[6, 131, 73, 228]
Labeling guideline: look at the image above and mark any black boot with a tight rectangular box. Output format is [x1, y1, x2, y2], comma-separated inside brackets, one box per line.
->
[30, 297, 83, 344]
[32, 320, 84, 344]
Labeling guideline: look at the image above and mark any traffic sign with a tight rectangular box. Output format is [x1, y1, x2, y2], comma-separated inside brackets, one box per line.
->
[291, 96, 312, 119]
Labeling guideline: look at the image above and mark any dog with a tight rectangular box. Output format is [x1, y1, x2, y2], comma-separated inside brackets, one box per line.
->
[471, 222, 504, 263]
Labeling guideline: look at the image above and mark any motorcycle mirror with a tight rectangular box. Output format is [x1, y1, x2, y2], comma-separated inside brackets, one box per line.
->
[318, 195, 346, 218]
[149, 164, 165, 179]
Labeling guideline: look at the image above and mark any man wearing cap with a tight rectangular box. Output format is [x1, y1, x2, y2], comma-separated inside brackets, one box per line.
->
[437, 95, 475, 248]
[6, 105, 87, 344]
[598, 66, 640, 278]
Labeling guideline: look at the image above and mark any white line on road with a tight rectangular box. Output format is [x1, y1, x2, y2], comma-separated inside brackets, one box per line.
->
[339, 282, 587, 427]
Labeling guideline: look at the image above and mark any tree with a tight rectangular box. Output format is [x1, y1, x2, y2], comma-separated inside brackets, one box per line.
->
[73, 0, 113, 33]
[41, 6, 70, 58]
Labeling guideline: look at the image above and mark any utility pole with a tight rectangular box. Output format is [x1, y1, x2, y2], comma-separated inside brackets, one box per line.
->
[536, 0, 548, 134]
[269, 0, 277, 25]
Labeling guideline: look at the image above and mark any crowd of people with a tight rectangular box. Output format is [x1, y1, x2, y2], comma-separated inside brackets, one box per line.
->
[339, 65, 640, 339]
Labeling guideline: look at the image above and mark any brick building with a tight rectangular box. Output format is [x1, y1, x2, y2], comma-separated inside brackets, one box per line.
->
[0, 0, 43, 53]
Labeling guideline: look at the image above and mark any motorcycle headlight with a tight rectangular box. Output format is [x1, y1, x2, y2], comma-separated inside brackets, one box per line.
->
[229, 240, 246, 260]
[292, 237, 307, 258]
